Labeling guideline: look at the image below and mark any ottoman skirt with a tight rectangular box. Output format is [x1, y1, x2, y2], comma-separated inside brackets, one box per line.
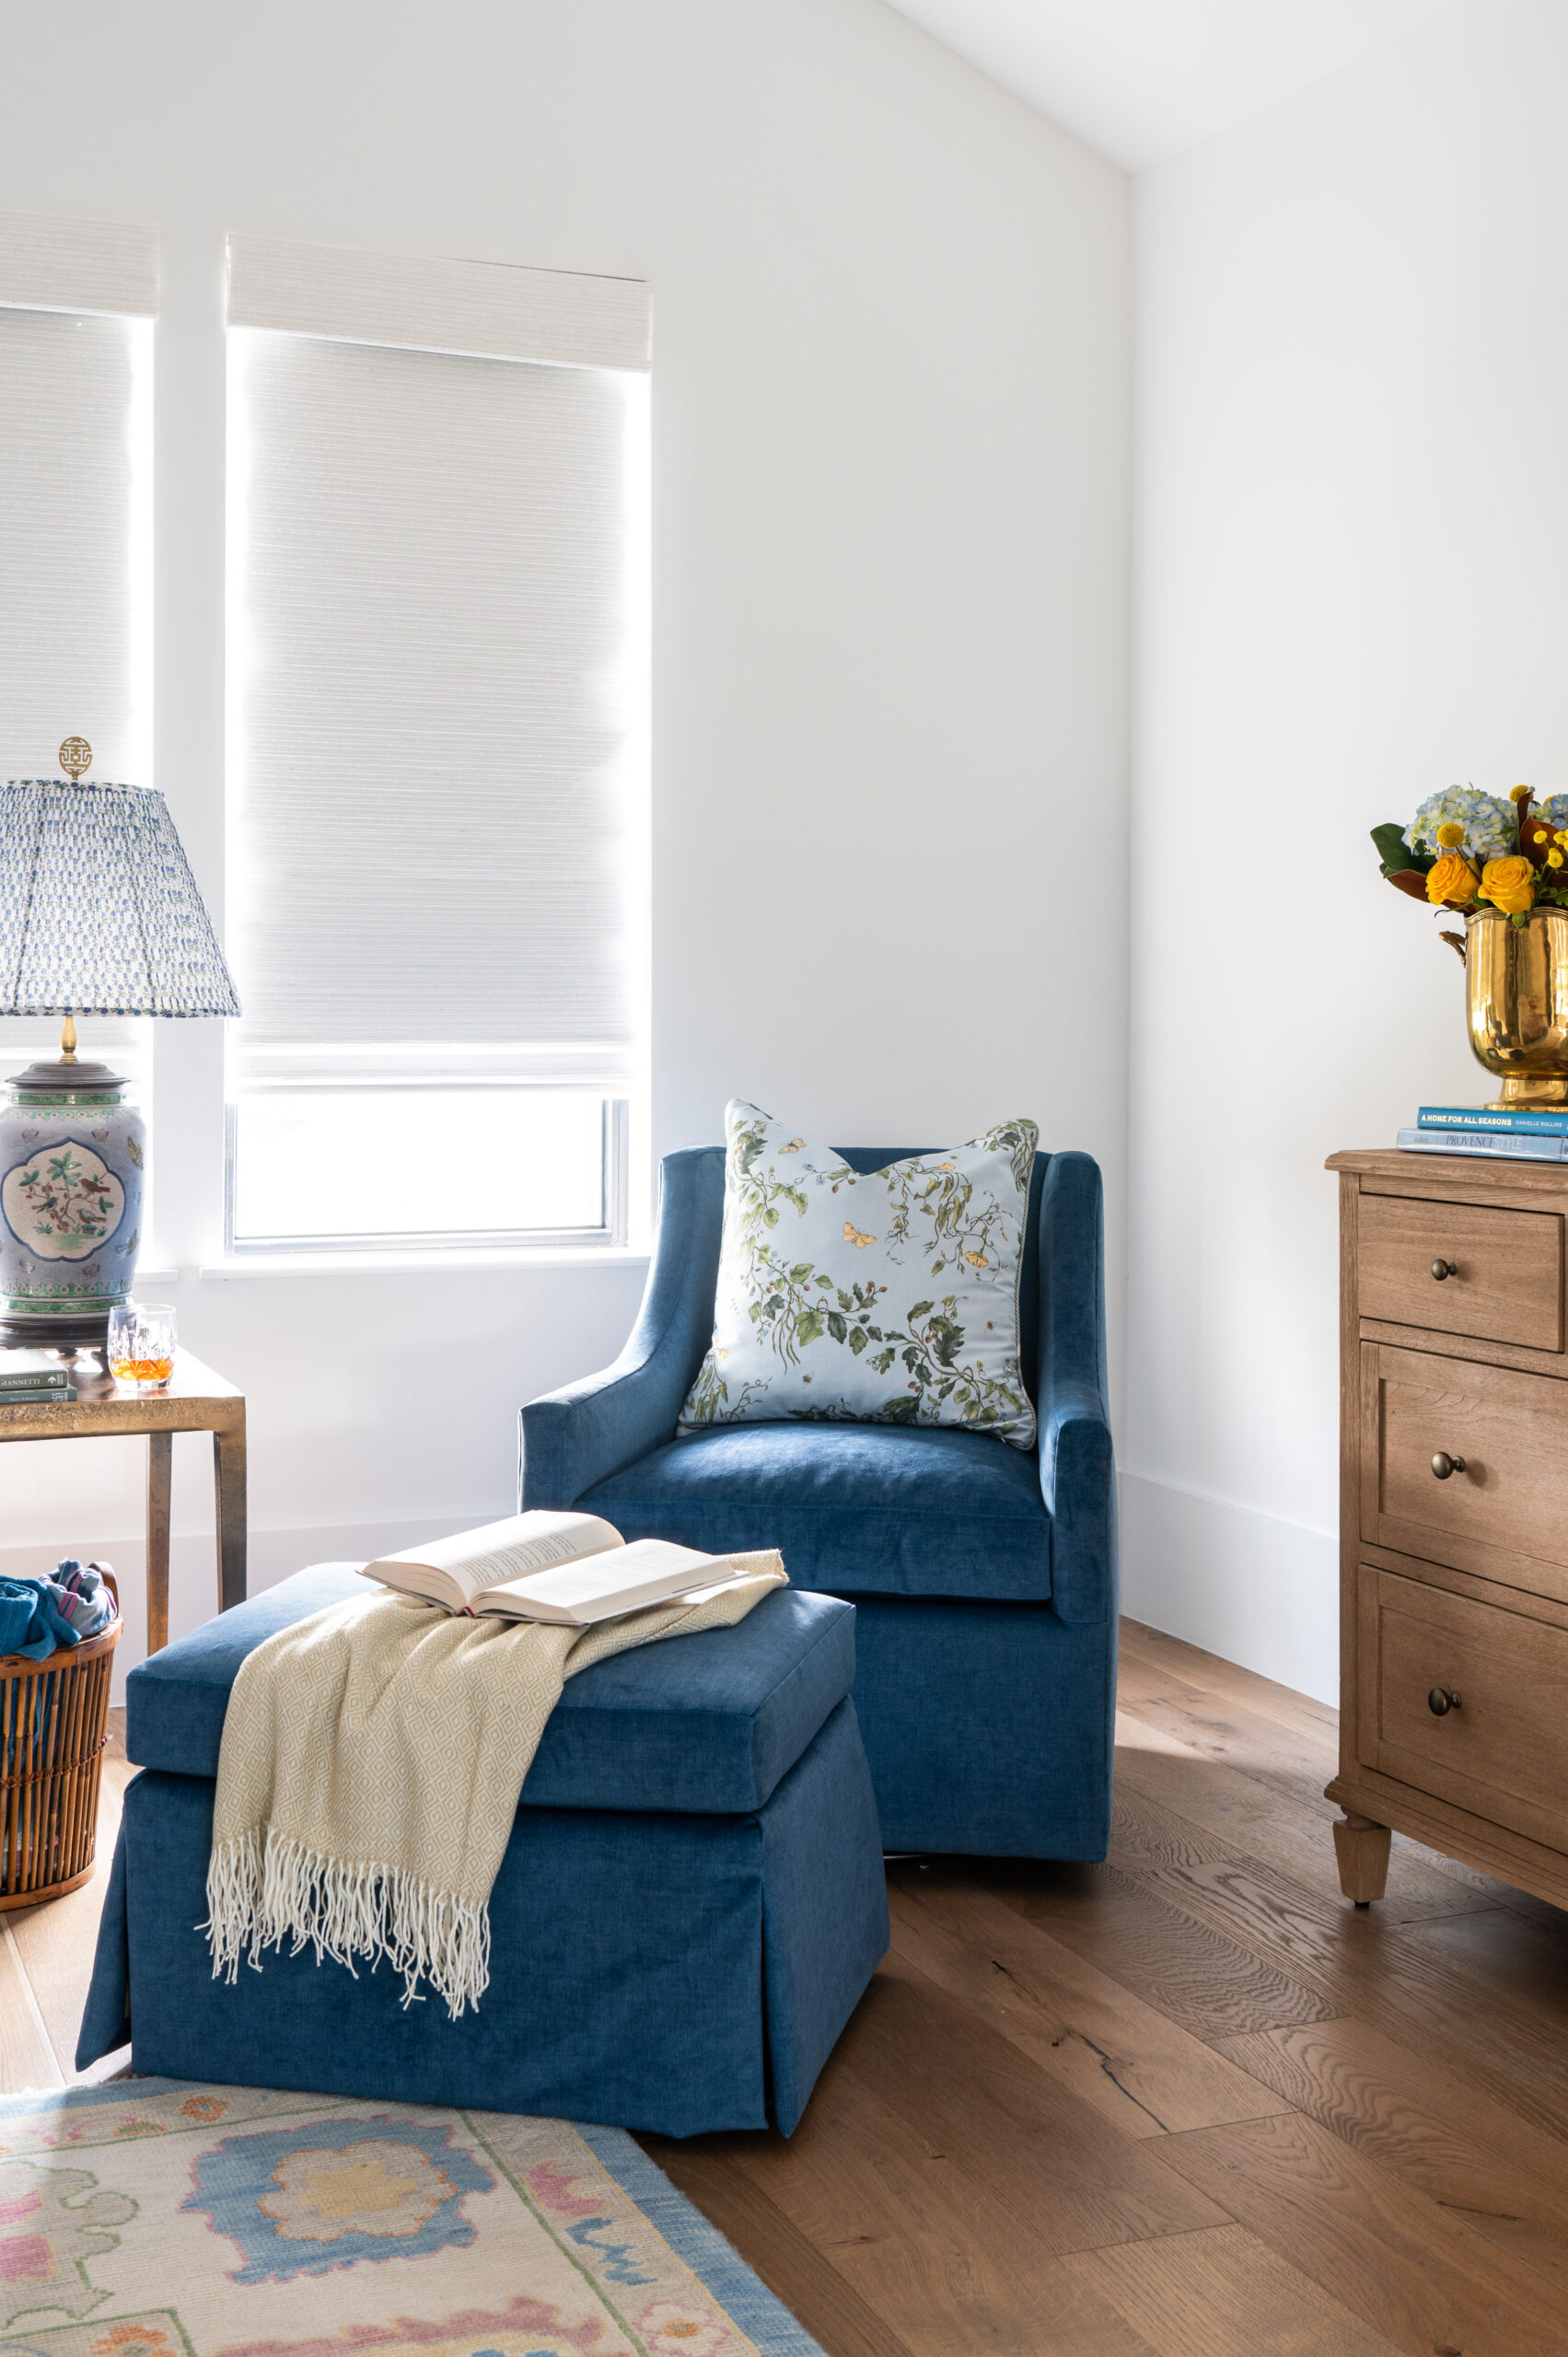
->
[78, 1695, 888, 2139]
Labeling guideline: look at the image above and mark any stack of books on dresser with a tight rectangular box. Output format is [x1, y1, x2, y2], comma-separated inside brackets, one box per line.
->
[1397, 1106, 1568, 1162]
[0, 1350, 75, 1405]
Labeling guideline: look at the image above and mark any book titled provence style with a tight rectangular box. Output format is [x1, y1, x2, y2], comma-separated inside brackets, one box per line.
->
[1396, 1125, 1568, 1162]
[359, 1510, 750, 1626]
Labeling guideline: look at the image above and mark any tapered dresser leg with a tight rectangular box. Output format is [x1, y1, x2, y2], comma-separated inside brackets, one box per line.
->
[1333, 1812, 1391, 1906]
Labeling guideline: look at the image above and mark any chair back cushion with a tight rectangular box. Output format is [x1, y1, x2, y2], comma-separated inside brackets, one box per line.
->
[679, 1101, 1039, 1448]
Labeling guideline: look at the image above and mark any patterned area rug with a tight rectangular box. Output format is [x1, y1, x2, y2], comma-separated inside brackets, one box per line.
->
[0, 2080, 820, 2357]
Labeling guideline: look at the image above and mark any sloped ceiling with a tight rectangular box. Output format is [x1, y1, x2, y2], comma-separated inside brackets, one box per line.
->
[883, 0, 1464, 169]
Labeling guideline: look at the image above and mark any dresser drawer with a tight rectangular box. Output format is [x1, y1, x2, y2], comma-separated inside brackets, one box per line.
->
[1364, 1343, 1568, 1599]
[1360, 1568, 1568, 1850]
[1358, 1192, 1562, 1351]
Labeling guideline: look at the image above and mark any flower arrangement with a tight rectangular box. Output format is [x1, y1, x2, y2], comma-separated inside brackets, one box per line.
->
[1373, 785, 1568, 957]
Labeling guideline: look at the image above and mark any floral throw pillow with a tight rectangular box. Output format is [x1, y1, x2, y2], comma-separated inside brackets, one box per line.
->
[680, 1102, 1039, 1449]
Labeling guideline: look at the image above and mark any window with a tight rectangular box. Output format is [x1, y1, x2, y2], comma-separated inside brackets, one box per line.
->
[224, 237, 650, 1252]
[0, 212, 157, 1112]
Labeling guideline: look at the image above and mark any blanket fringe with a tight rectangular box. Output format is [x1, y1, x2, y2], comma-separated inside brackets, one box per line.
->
[204, 1829, 492, 2020]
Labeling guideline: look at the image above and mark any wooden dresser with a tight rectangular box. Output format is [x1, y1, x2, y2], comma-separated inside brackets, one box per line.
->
[1329, 1147, 1568, 1910]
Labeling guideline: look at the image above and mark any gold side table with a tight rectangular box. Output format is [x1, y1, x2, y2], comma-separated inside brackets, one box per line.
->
[0, 1350, 246, 1655]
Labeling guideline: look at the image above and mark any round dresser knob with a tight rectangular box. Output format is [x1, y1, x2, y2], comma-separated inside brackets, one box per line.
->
[1428, 1687, 1462, 1716]
[1430, 1452, 1467, 1480]
[1432, 1259, 1458, 1281]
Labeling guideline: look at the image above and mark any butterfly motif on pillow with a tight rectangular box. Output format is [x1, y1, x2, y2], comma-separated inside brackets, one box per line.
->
[842, 1221, 876, 1248]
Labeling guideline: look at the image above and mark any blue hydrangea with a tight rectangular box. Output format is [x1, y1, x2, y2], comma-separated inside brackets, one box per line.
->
[1536, 795, 1568, 834]
[1405, 787, 1516, 862]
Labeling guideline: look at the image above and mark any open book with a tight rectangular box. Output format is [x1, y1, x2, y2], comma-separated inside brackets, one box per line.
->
[358, 1511, 748, 1627]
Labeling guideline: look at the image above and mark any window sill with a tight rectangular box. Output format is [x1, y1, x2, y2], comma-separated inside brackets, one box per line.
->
[197, 1245, 651, 1279]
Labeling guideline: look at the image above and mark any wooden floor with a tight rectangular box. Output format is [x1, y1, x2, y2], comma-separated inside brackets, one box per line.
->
[645, 1623, 1568, 2357]
[10, 1625, 1568, 2355]
[1, 1704, 130, 2092]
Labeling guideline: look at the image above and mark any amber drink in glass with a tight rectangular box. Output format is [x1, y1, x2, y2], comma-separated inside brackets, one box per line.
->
[108, 1302, 176, 1391]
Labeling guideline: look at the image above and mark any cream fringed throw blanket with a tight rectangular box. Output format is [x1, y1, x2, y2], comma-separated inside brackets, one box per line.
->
[205, 1553, 785, 2020]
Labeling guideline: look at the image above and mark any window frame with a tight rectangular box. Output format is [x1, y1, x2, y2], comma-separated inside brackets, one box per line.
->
[223, 1084, 629, 1258]
[219, 236, 650, 1265]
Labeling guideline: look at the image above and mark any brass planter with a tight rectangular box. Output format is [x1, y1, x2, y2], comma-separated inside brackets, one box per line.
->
[1466, 907, 1568, 1107]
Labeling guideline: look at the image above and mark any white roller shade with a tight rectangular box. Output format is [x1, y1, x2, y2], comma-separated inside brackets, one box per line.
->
[226, 240, 649, 1095]
[0, 212, 157, 319]
[0, 218, 156, 1086]
[228, 234, 649, 372]
[0, 307, 151, 786]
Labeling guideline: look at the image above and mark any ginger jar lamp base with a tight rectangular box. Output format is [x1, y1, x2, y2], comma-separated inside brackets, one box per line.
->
[0, 1051, 146, 1351]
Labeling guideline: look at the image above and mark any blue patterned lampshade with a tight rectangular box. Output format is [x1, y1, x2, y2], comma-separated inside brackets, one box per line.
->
[0, 772, 240, 1343]
[0, 777, 239, 1018]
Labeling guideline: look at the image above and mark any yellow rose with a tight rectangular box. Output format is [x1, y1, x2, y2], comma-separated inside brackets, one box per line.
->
[1480, 853, 1537, 916]
[1427, 853, 1479, 906]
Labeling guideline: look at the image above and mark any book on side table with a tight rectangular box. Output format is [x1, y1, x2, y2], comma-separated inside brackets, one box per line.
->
[360, 1510, 753, 1626]
[0, 1349, 74, 1403]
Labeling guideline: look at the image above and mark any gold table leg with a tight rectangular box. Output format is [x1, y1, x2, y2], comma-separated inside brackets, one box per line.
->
[146, 1430, 172, 1655]
[214, 1408, 248, 1615]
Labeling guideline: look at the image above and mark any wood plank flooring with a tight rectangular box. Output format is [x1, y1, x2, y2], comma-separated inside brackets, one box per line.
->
[3, 1706, 130, 2086]
[10, 1622, 1568, 2355]
[643, 1622, 1568, 2357]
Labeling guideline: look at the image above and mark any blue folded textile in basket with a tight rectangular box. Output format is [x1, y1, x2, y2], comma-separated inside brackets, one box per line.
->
[0, 1574, 81, 1660]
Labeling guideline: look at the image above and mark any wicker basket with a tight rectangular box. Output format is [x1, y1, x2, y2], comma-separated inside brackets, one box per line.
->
[0, 1579, 121, 1910]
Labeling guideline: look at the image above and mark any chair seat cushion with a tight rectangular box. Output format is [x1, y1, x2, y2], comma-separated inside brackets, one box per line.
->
[581, 1422, 1052, 1603]
[128, 1565, 855, 1815]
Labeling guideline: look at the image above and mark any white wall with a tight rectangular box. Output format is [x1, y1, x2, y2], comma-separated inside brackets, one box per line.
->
[0, 0, 1131, 1688]
[1129, 0, 1564, 1701]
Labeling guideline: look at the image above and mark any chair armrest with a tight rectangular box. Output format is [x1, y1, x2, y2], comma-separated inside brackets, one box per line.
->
[519, 1146, 725, 1510]
[1036, 1151, 1118, 1626]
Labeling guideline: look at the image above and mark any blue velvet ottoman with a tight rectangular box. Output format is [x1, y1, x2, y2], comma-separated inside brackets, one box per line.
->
[76, 1566, 889, 2137]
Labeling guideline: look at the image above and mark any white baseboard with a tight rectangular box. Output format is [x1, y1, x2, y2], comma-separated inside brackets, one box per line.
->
[3, 1510, 507, 1701]
[1119, 1471, 1338, 1707]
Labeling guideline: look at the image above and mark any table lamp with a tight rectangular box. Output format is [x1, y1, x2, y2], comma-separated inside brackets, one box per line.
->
[0, 738, 239, 1346]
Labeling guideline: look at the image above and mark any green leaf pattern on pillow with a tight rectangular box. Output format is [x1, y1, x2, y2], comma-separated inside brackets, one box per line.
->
[680, 1103, 1039, 1448]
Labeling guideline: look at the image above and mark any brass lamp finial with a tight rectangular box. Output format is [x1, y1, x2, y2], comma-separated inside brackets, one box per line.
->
[54, 738, 90, 1059]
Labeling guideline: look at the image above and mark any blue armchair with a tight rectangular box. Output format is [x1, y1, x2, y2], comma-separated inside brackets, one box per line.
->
[520, 1146, 1118, 1858]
